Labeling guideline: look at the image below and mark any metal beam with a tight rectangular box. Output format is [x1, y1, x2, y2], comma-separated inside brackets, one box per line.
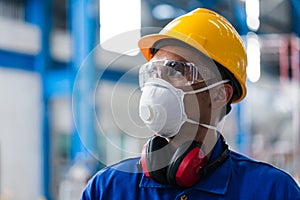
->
[25, 0, 52, 199]
[0, 49, 35, 70]
[69, 0, 99, 163]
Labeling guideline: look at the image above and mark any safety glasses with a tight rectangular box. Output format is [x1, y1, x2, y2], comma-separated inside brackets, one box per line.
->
[139, 60, 217, 88]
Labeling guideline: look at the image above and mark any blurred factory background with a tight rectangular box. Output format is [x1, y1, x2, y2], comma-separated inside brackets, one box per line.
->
[0, 0, 299, 199]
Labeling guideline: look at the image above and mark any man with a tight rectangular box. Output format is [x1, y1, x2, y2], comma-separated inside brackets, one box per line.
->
[81, 8, 300, 199]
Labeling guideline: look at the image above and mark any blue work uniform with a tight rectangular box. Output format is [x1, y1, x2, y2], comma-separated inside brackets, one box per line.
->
[81, 138, 300, 200]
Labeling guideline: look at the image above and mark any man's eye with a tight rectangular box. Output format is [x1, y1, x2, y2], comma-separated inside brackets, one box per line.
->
[166, 61, 186, 74]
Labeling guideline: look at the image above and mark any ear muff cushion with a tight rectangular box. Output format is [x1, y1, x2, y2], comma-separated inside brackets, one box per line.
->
[143, 136, 172, 185]
[167, 141, 208, 187]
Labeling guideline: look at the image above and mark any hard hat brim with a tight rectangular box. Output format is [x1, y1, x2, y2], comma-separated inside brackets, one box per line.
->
[138, 34, 176, 61]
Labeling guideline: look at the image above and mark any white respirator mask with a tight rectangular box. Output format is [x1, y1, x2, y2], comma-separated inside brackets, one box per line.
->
[139, 77, 229, 138]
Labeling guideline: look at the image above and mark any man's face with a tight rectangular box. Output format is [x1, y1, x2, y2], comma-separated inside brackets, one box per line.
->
[139, 44, 233, 145]
[149, 45, 217, 127]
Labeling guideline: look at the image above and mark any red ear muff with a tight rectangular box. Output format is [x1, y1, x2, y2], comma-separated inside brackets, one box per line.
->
[141, 136, 172, 185]
[167, 141, 208, 187]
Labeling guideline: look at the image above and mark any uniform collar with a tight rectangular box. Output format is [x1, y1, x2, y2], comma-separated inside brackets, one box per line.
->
[139, 136, 232, 195]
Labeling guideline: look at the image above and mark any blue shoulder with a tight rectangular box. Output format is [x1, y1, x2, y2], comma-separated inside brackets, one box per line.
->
[229, 150, 299, 188]
[91, 157, 142, 183]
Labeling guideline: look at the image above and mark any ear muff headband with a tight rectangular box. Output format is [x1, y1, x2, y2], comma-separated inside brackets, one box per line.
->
[198, 143, 230, 178]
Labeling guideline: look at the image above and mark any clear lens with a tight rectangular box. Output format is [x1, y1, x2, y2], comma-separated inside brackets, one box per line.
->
[139, 60, 216, 88]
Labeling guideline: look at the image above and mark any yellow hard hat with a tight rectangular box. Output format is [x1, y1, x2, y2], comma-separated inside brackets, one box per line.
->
[138, 8, 247, 103]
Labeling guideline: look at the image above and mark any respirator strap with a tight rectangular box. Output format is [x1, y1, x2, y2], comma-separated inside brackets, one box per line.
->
[183, 80, 229, 131]
[184, 80, 230, 95]
[199, 123, 218, 131]
[185, 118, 218, 131]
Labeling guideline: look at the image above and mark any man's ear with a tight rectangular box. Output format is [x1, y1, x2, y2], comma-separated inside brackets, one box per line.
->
[211, 84, 233, 109]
